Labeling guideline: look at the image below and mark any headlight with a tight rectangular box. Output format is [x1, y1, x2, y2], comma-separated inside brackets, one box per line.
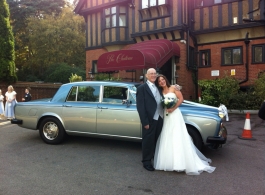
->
[219, 112, 224, 119]
[219, 123, 227, 138]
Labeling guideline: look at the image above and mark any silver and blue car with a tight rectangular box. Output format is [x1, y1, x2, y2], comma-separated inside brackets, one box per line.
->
[11, 81, 227, 150]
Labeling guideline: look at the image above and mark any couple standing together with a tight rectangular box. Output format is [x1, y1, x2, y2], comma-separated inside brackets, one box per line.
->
[136, 68, 215, 175]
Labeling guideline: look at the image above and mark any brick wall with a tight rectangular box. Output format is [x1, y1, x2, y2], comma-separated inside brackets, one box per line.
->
[0, 82, 61, 103]
[197, 39, 265, 87]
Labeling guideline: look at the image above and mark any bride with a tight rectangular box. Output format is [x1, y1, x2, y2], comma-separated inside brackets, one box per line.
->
[154, 74, 216, 175]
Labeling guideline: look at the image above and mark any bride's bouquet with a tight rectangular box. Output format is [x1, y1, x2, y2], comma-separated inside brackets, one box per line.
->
[161, 96, 177, 116]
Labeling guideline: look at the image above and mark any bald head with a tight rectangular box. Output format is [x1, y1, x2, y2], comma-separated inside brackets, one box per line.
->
[146, 68, 157, 83]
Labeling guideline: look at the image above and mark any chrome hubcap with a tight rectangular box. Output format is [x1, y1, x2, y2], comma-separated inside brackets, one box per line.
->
[43, 122, 59, 140]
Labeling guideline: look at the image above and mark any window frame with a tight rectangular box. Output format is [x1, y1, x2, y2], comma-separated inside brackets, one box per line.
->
[195, 0, 240, 7]
[252, 44, 265, 64]
[198, 49, 211, 67]
[142, 0, 167, 8]
[66, 86, 100, 102]
[104, 5, 127, 29]
[140, 0, 170, 21]
[92, 60, 98, 74]
[102, 86, 129, 104]
[221, 46, 243, 66]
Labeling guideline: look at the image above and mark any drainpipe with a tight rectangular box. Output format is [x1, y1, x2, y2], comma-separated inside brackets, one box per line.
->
[186, 27, 190, 70]
[239, 32, 250, 84]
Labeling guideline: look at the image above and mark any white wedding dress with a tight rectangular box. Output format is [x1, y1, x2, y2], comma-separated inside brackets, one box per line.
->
[154, 93, 216, 175]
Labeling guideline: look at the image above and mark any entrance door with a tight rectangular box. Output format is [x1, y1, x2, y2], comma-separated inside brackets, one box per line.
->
[159, 58, 172, 84]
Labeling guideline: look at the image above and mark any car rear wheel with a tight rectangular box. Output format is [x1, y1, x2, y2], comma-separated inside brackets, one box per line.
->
[39, 117, 65, 144]
[187, 126, 203, 151]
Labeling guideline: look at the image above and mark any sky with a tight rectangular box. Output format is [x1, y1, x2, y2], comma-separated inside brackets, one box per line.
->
[67, 0, 75, 5]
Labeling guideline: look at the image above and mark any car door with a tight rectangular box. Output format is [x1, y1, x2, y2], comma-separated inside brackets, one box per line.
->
[62, 85, 100, 133]
[96, 85, 141, 138]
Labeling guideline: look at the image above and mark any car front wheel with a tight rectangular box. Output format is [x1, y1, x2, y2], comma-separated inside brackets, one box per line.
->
[39, 117, 65, 144]
[187, 126, 203, 151]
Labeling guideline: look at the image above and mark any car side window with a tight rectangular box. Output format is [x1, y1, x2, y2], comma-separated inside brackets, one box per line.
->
[128, 91, 136, 104]
[66, 86, 77, 101]
[103, 86, 127, 104]
[66, 86, 100, 102]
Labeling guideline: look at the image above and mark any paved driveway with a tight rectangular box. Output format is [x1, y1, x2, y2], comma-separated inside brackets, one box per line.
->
[0, 114, 264, 195]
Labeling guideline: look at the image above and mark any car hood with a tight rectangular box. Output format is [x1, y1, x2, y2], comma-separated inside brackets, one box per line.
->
[180, 100, 220, 117]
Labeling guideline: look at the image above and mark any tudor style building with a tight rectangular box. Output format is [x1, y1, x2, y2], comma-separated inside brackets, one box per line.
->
[74, 0, 265, 100]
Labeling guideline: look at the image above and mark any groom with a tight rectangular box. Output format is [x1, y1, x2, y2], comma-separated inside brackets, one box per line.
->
[136, 68, 164, 171]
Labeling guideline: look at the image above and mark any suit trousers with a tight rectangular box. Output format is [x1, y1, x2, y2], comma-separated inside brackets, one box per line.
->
[142, 116, 163, 166]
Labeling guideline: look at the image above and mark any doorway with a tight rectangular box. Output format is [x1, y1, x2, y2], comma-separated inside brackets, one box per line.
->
[159, 58, 173, 84]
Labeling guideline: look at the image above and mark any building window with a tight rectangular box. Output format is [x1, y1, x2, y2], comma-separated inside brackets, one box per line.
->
[199, 50, 211, 67]
[142, 0, 166, 8]
[140, 0, 169, 21]
[196, 0, 240, 7]
[91, 60, 97, 74]
[252, 45, 265, 63]
[105, 6, 126, 28]
[214, 0, 222, 4]
[221, 47, 243, 65]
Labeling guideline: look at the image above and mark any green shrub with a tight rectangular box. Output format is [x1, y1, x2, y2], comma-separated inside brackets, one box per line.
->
[44, 63, 85, 83]
[198, 75, 239, 107]
[94, 73, 121, 81]
[69, 73, 82, 82]
[94, 73, 111, 81]
[254, 72, 265, 104]
[229, 88, 260, 110]
[198, 74, 265, 109]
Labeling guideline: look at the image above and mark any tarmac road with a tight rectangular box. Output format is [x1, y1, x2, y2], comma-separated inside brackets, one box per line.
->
[0, 114, 264, 195]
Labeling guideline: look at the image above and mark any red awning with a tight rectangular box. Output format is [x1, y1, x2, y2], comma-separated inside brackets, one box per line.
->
[97, 39, 180, 72]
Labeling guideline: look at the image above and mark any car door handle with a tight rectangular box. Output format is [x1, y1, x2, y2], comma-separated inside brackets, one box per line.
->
[63, 105, 72, 107]
[98, 107, 108, 109]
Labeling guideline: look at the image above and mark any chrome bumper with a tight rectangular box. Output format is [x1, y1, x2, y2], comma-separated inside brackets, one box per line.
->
[207, 124, 227, 145]
[11, 118, 23, 125]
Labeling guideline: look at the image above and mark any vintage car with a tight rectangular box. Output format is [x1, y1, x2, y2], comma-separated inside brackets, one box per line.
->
[11, 81, 227, 150]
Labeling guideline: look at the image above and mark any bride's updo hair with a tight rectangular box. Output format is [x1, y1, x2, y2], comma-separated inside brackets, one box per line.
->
[155, 74, 171, 88]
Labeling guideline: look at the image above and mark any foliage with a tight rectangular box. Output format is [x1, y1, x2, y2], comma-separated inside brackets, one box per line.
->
[254, 72, 265, 103]
[229, 89, 260, 110]
[7, 2, 86, 81]
[198, 76, 239, 107]
[69, 73, 82, 82]
[7, 0, 66, 74]
[94, 73, 121, 81]
[25, 7, 85, 77]
[198, 74, 265, 109]
[0, 0, 17, 82]
[94, 73, 110, 81]
[43, 63, 85, 83]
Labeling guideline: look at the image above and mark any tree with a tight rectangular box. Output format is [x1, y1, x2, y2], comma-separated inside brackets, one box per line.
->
[0, 0, 17, 82]
[7, 0, 66, 77]
[18, 7, 86, 81]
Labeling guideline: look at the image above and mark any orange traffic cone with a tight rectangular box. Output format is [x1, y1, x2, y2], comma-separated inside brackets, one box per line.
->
[238, 112, 256, 140]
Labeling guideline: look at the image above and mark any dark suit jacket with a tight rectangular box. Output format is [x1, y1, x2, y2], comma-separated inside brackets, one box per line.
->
[136, 82, 160, 126]
[24, 93, 32, 102]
